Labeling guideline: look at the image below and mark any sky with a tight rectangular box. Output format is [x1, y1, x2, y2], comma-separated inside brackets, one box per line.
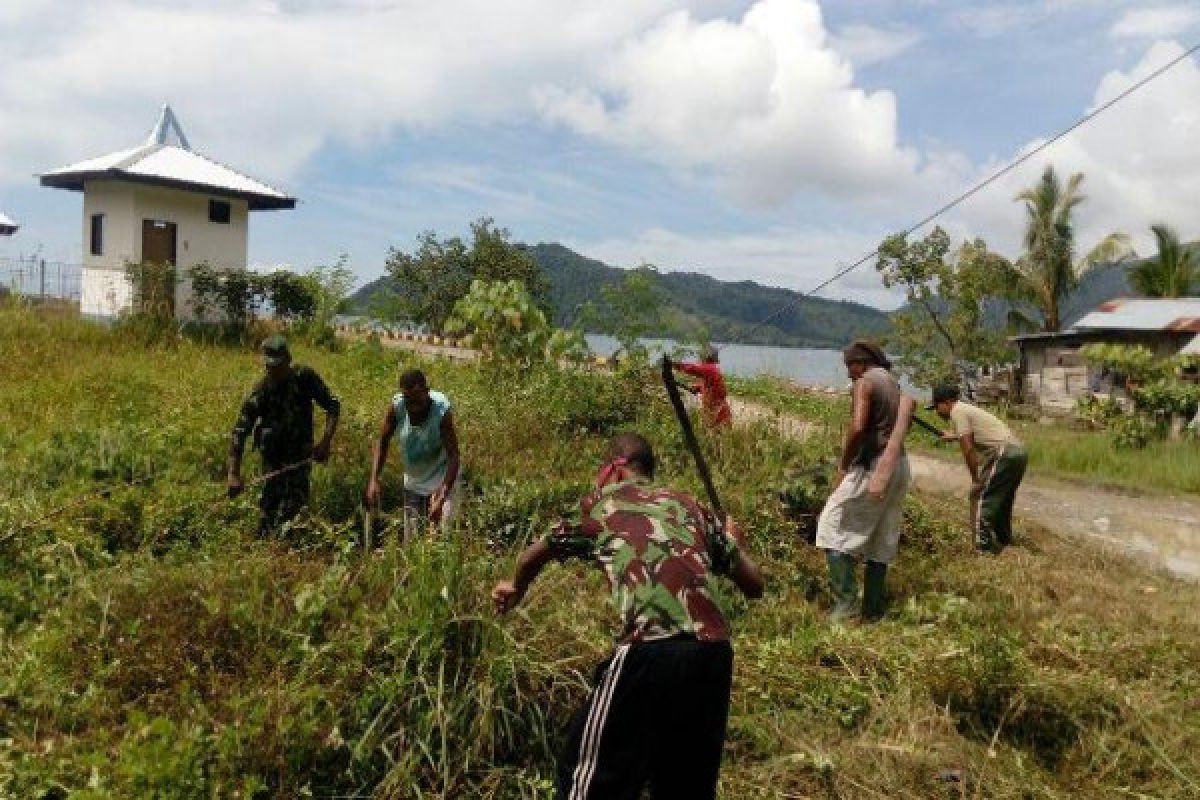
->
[1, 0, 1198, 310]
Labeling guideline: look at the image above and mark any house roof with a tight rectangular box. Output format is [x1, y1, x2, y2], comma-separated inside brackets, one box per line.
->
[39, 106, 295, 211]
[0, 212, 16, 235]
[1073, 297, 1200, 333]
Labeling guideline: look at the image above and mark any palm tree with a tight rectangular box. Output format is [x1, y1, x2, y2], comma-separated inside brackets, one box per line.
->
[1009, 166, 1132, 331]
[1129, 224, 1197, 298]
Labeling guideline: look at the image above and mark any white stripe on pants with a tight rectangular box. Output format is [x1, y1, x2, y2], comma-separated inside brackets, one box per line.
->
[569, 643, 631, 800]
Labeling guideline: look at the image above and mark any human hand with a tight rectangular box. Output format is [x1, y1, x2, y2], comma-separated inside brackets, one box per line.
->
[365, 479, 382, 509]
[429, 485, 448, 523]
[866, 475, 886, 501]
[724, 515, 747, 546]
[491, 581, 525, 615]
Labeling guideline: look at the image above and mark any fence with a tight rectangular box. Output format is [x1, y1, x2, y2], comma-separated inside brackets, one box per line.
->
[0, 256, 83, 303]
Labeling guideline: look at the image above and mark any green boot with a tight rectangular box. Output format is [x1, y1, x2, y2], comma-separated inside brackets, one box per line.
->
[861, 561, 888, 622]
[825, 551, 858, 623]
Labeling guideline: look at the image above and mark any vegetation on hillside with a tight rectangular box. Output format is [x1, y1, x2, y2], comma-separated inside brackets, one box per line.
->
[373, 218, 550, 334]
[1, 305, 1198, 798]
[353, 240, 891, 349]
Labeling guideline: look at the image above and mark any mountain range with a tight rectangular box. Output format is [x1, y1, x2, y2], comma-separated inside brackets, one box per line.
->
[352, 242, 891, 348]
[350, 241, 1194, 347]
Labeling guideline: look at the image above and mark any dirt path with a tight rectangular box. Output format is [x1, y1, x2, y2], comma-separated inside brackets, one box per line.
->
[731, 397, 1200, 580]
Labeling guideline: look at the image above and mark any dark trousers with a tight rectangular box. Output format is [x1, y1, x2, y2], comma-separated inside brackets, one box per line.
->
[972, 445, 1028, 552]
[556, 637, 734, 800]
[258, 465, 311, 536]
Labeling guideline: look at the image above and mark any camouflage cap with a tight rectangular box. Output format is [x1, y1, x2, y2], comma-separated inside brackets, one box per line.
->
[262, 334, 291, 367]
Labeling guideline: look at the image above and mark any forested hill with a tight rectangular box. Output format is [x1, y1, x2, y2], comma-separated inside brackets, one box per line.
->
[528, 243, 890, 347]
[351, 242, 890, 348]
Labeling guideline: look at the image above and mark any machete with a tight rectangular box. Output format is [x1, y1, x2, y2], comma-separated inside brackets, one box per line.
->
[661, 356, 724, 520]
[910, 414, 944, 439]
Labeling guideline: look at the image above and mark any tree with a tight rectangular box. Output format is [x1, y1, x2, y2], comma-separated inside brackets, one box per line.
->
[445, 279, 587, 367]
[381, 218, 550, 333]
[1009, 166, 1132, 331]
[580, 265, 665, 360]
[876, 227, 1016, 389]
[1129, 224, 1197, 298]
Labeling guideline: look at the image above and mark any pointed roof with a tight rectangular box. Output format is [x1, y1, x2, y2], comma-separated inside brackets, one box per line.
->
[0, 211, 16, 235]
[39, 105, 295, 211]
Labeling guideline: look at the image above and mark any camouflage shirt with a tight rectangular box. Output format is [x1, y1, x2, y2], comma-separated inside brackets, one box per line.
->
[543, 478, 740, 643]
[230, 365, 340, 467]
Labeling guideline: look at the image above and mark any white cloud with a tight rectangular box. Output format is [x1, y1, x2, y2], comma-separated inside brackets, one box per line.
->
[569, 39, 1200, 311]
[0, 0, 686, 186]
[1110, 6, 1200, 39]
[830, 23, 922, 67]
[937, 40, 1200, 262]
[535, 0, 919, 206]
[570, 225, 905, 309]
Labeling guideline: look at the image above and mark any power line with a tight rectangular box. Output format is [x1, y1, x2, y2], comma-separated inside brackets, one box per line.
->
[740, 41, 1200, 342]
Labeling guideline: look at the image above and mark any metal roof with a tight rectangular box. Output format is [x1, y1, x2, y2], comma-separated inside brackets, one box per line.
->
[39, 106, 295, 211]
[0, 212, 16, 235]
[1073, 297, 1200, 333]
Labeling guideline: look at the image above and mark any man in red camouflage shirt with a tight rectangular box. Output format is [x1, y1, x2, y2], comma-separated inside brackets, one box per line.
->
[493, 433, 763, 799]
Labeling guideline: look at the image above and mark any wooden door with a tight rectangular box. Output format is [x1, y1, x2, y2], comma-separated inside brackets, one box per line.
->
[142, 219, 177, 265]
[141, 219, 178, 315]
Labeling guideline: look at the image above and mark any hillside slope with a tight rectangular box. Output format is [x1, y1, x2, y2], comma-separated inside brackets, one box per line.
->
[353, 242, 891, 348]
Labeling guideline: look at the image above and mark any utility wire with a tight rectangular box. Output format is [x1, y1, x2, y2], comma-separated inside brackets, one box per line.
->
[739, 41, 1200, 342]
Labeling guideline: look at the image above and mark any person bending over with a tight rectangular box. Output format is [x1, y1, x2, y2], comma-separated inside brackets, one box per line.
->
[492, 432, 763, 799]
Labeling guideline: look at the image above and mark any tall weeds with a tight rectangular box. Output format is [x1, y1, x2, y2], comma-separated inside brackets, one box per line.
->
[1, 307, 1197, 797]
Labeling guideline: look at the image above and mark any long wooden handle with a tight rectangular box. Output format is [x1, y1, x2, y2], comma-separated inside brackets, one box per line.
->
[661, 356, 724, 520]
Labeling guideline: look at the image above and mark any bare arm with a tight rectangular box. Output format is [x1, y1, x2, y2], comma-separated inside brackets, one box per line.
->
[438, 411, 460, 492]
[959, 432, 980, 483]
[492, 539, 555, 614]
[866, 394, 916, 500]
[428, 411, 461, 522]
[837, 379, 872, 474]
[365, 405, 398, 508]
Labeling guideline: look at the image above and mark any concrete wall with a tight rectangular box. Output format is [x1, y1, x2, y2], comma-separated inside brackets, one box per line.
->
[1020, 332, 1194, 413]
[78, 180, 250, 319]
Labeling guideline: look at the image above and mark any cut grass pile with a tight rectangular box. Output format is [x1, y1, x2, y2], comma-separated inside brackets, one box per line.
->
[1, 307, 1197, 798]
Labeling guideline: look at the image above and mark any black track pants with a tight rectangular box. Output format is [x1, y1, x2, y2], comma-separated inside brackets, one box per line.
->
[556, 637, 734, 800]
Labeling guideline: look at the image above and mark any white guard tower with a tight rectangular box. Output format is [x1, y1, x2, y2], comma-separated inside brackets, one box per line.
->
[40, 105, 295, 318]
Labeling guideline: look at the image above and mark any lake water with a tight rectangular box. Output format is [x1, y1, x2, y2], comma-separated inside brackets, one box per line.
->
[585, 335, 849, 388]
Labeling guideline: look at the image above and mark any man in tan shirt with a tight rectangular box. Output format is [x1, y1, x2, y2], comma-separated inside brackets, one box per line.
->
[929, 385, 1028, 553]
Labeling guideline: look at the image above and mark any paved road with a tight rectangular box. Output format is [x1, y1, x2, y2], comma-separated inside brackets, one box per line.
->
[731, 397, 1200, 580]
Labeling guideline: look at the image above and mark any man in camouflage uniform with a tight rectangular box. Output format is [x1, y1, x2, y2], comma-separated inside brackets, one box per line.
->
[228, 335, 340, 537]
[492, 433, 764, 800]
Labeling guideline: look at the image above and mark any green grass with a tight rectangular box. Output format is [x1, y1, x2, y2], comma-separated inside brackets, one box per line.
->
[1, 305, 1198, 798]
[909, 417, 1200, 497]
[733, 374, 1200, 497]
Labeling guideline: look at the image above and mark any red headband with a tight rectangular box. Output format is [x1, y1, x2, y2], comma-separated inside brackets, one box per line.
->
[594, 457, 629, 489]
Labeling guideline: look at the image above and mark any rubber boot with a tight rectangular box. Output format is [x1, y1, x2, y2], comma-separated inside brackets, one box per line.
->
[861, 561, 888, 622]
[825, 551, 858, 624]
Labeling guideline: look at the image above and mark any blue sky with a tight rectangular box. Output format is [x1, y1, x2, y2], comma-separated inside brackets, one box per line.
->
[1, 1, 1198, 309]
